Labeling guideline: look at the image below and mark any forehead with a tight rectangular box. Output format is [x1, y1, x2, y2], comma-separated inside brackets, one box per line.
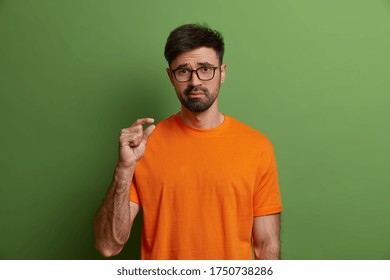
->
[171, 47, 219, 68]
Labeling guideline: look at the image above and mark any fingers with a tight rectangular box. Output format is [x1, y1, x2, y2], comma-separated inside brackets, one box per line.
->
[133, 118, 154, 126]
[119, 129, 139, 148]
[119, 118, 155, 148]
[142, 124, 156, 144]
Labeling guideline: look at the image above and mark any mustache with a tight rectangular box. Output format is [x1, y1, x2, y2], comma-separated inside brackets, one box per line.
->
[184, 86, 209, 96]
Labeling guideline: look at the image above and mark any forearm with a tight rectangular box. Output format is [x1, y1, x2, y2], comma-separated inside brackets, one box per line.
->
[254, 240, 280, 260]
[94, 163, 135, 257]
[253, 214, 281, 260]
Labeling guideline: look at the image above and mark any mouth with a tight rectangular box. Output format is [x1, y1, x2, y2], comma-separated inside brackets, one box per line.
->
[188, 91, 205, 96]
[184, 87, 208, 97]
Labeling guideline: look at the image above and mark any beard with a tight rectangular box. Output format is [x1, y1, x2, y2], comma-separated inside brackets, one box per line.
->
[179, 86, 219, 113]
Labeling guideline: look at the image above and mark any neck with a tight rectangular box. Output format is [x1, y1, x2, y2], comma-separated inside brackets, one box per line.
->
[179, 104, 224, 129]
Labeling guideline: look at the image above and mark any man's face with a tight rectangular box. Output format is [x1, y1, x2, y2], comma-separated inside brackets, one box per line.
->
[167, 47, 226, 113]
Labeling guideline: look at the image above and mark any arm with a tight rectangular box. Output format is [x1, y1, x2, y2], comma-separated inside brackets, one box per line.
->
[252, 213, 281, 260]
[94, 165, 139, 257]
[94, 118, 155, 257]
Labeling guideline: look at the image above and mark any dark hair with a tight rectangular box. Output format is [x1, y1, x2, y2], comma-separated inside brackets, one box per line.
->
[164, 23, 225, 66]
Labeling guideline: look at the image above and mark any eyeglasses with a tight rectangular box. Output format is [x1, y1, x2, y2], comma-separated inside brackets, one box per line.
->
[171, 66, 220, 83]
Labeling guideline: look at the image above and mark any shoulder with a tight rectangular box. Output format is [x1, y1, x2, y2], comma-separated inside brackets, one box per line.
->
[146, 114, 179, 143]
[227, 116, 278, 170]
[156, 114, 177, 127]
[152, 114, 178, 133]
[226, 115, 273, 147]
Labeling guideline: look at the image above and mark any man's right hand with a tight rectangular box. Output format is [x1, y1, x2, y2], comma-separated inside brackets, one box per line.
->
[95, 118, 154, 257]
[118, 118, 156, 168]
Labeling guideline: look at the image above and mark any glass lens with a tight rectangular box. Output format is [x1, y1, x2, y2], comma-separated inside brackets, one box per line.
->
[197, 67, 215, 80]
[173, 67, 216, 82]
[175, 68, 191, 82]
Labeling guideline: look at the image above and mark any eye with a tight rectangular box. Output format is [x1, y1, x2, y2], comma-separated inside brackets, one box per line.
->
[177, 68, 190, 74]
[200, 67, 210, 72]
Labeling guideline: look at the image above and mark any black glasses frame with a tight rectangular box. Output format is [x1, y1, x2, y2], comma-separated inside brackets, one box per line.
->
[170, 66, 220, 83]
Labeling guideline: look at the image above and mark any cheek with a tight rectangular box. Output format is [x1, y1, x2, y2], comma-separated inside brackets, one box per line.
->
[174, 84, 186, 95]
[209, 81, 221, 94]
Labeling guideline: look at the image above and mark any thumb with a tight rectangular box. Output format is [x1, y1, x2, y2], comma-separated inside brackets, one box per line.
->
[142, 124, 156, 144]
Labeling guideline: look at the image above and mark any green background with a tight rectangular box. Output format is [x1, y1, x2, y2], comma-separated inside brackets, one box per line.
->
[1, 0, 389, 260]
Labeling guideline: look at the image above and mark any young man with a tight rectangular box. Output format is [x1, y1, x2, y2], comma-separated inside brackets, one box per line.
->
[94, 24, 283, 260]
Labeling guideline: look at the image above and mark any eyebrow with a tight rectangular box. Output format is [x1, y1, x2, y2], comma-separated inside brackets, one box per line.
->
[175, 62, 216, 69]
[197, 62, 216, 67]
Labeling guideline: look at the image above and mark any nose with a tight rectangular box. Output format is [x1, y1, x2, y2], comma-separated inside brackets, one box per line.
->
[188, 70, 202, 86]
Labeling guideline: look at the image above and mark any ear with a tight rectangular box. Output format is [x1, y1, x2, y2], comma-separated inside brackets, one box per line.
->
[220, 64, 227, 84]
[166, 68, 175, 87]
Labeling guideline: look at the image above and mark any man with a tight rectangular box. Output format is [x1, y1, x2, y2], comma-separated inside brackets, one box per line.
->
[94, 24, 283, 260]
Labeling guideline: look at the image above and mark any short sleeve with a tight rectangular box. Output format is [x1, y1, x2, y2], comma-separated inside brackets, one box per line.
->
[253, 139, 283, 216]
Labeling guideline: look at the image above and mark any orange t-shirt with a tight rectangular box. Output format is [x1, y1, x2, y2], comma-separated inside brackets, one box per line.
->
[130, 114, 282, 259]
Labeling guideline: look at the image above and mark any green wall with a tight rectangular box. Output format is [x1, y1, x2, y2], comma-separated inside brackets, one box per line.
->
[1, 0, 389, 260]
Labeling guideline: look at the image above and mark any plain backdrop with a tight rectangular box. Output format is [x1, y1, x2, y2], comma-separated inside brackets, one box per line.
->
[0, 0, 389, 259]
